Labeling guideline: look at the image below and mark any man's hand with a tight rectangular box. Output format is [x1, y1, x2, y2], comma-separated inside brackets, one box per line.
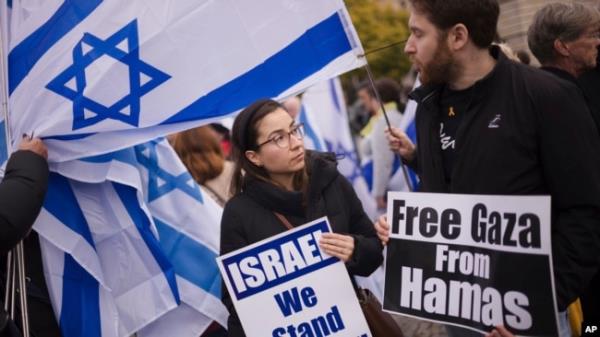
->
[386, 127, 416, 162]
[19, 137, 48, 160]
[374, 215, 390, 246]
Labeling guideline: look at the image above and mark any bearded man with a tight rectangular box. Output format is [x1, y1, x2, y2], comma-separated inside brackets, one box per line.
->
[380, 0, 600, 336]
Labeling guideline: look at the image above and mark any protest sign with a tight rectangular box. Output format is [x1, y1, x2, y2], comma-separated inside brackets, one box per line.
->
[217, 217, 372, 337]
[383, 192, 558, 336]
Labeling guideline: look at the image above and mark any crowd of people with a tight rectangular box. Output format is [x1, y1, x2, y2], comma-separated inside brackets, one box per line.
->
[1, 0, 599, 336]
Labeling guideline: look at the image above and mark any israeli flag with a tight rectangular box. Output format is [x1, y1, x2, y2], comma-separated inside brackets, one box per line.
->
[7, 0, 365, 163]
[300, 78, 388, 301]
[388, 78, 420, 192]
[36, 139, 227, 337]
[300, 78, 376, 221]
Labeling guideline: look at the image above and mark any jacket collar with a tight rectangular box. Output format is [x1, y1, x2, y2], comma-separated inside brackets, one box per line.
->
[243, 151, 339, 216]
[541, 66, 577, 84]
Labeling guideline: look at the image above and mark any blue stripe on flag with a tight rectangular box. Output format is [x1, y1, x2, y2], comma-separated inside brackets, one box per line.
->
[328, 79, 341, 114]
[60, 254, 101, 337]
[405, 119, 419, 189]
[154, 217, 221, 297]
[298, 105, 323, 151]
[45, 173, 96, 248]
[163, 12, 352, 124]
[112, 182, 180, 303]
[9, 0, 103, 94]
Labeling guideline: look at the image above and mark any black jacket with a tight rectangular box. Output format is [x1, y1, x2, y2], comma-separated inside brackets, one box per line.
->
[578, 61, 600, 136]
[220, 151, 383, 337]
[542, 66, 600, 135]
[408, 46, 600, 311]
[0, 151, 48, 253]
[0, 150, 60, 337]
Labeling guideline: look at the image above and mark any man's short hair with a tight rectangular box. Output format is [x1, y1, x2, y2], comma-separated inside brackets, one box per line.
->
[408, 0, 500, 48]
[528, 2, 600, 65]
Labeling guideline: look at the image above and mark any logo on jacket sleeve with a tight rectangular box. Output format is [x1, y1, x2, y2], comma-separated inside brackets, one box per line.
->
[488, 114, 502, 129]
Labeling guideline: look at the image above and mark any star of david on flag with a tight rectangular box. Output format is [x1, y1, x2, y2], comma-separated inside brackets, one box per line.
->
[8, 0, 365, 163]
[46, 20, 170, 131]
[135, 142, 202, 203]
[301, 78, 376, 220]
[4, 0, 368, 336]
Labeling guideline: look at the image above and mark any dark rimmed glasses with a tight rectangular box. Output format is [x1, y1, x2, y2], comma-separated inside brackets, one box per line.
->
[257, 123, 305, 149]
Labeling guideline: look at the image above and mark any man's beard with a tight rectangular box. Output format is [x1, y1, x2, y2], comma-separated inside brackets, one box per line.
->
[418, 40, 455, 85]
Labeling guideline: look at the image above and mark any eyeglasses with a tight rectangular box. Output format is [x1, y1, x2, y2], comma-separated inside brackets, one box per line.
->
[257, 123, 305, 149]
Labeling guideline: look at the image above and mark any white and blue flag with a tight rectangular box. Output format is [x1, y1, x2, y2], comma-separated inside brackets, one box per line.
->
[36, 139, 228, 337]
[7, 0, 365, 162]
[301, 78, 388, 301]
[300, 78, 376, 222]
[388, 78, 419, 192]
[3, 1, 368, 335]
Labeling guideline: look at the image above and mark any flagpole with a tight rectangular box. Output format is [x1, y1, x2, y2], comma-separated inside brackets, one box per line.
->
[362, 61, 414, 192]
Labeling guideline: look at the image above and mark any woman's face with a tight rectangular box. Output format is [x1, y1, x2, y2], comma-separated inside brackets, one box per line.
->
[245, 108, 305, 178]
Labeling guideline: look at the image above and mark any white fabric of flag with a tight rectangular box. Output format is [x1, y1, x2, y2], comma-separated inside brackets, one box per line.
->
[35, 139, 228, 337]
[0, 0, 11, 168]
[7, 0, 365, 163]
[301, 78, 397, 301]
[388, 78, 420, 192]
[300, 78, 377, 221]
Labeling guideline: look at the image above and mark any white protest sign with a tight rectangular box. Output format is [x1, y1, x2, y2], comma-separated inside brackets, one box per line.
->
[383, 192, 558, 336]
[217, 217, 372, 337]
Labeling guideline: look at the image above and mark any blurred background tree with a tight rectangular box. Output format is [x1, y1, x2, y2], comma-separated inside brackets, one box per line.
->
[342, 0, 412, 104]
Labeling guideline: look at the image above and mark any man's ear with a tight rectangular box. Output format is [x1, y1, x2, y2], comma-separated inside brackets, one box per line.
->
[245, 150, 262, 167]
[448, 23, 469, 51]
[553, 39, 570, 57]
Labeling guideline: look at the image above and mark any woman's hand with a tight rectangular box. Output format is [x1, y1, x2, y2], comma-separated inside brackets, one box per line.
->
[319, 233, 355, 262]
[374, 215, 390, 246]
[485, 326, 515, 337]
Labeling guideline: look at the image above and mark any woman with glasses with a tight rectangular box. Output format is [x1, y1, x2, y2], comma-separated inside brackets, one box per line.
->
[220, 99, 383, 336]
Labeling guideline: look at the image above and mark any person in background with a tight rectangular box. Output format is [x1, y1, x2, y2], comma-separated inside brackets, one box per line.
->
[378, 0, 600, 336]
[0, 137, 61, 337]
[210, 123, 233, 160]
[220, 99, 383, 336]
[172, 125, 234, 207]
[358, 78, 404, 211]
[527, 1, 600, 132]
[171, 126, 230, 337]
[528, 2, 600, 328]
[577, 51, 600, 329]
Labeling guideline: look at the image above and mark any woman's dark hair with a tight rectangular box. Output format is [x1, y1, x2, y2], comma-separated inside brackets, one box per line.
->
[230, 99, 307, 196]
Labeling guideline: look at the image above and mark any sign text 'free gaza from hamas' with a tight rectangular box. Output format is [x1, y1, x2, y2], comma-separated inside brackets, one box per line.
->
[217, 217, 371, 337]
[383, 192, 559, 336]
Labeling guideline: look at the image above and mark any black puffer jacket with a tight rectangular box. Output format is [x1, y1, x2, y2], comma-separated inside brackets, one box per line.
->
[220, 151, 383, 337]
[0, 150, 61, 337]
